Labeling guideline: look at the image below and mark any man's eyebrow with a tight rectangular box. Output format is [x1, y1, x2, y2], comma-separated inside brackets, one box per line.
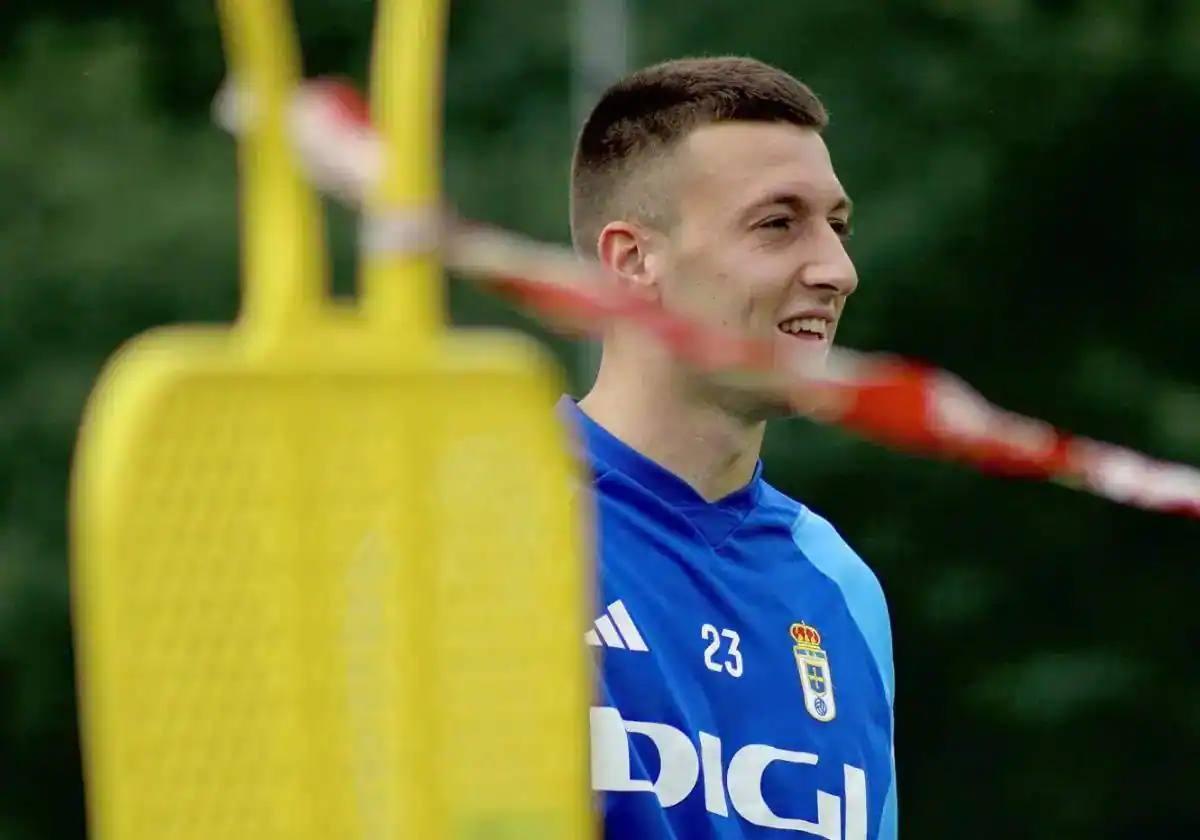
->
[744, 190, 854, 216]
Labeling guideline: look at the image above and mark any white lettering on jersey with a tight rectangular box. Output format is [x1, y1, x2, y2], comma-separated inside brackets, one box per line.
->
[699, 731, 728, 816]
[844, 765, 868, 840]
[591, 705, 867, 838]
[727, 744, 838, 838]
[591, 707, 698, 807]
[700, 624, 744, 677]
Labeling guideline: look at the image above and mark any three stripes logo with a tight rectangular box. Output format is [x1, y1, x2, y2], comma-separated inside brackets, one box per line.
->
[584, 600, 649, 652]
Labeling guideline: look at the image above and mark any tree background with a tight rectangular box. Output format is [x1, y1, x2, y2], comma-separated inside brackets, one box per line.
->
[2, 1, 1198, 837]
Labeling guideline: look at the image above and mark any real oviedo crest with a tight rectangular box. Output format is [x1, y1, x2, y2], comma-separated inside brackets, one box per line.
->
[790, 622, 836, 723]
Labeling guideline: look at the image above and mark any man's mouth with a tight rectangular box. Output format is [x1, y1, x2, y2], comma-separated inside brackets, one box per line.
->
[777, 316, 830, 341]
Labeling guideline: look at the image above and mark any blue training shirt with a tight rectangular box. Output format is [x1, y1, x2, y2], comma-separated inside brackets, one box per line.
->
[561, 398, 897, 839]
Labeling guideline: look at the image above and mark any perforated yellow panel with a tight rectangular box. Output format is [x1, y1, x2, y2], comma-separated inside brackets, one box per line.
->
[72, 330, 592, 839]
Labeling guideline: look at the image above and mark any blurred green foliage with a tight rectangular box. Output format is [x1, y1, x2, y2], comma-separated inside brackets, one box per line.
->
[1, 1, 1197, 837]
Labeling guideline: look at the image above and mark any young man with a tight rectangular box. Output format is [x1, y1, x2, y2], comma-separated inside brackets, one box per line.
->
[561, 57, 896, 838]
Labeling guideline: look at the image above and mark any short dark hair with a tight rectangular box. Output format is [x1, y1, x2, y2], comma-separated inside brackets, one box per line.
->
[569, 56, 829, 255]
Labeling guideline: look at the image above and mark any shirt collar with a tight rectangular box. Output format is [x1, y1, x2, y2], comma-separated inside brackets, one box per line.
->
[557, 396, 763, 536]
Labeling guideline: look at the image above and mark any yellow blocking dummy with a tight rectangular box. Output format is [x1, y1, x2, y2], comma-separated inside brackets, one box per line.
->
[70, 1, 593, 837]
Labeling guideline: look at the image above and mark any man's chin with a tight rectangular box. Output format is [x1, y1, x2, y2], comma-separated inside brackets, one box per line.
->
[777, 339, 831, 377]
[693, 344, 831, 420]
[688, 376, 808, 423]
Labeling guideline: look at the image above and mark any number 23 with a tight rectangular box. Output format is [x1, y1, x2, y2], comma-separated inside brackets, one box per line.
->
[701, 624, 743, 678]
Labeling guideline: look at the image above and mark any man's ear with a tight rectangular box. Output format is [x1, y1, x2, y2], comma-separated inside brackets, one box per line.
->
[596, 221, 661, 302]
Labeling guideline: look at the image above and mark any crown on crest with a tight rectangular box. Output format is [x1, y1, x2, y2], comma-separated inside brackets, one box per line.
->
[790, 622, 822, 649]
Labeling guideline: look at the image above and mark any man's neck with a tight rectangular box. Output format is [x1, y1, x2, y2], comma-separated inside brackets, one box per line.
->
[578, 361, 765, 503]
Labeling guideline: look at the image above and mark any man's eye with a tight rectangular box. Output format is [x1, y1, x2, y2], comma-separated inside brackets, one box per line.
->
[758, 216, 793, 230]
[830, 218, 853, 240]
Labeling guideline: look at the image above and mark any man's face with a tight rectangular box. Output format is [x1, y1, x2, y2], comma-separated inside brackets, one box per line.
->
[651, 121, 858, 398]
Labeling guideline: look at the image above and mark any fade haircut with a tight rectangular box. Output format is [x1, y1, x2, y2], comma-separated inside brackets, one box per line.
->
[569, 56, 829, 256]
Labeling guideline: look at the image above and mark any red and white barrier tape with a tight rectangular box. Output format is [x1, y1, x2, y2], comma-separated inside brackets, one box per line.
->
[215, 78, 1200, 520]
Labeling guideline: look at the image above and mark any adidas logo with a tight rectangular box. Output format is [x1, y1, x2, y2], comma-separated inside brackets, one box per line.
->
[584, 600, 649, 651]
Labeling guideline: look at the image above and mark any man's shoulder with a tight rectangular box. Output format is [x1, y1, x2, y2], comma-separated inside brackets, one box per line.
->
[755, 478, 807, 520]
[755, 480, 860, 550]
[763, 481, 895, 703]
[758, 481, 865, 562]
[755, 480, 887, 608]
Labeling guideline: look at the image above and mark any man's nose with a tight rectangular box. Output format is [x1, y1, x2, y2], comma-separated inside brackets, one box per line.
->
[800, 229, 858, 296]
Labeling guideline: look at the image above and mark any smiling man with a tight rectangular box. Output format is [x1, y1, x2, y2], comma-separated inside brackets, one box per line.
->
[562, 57, 896, 838]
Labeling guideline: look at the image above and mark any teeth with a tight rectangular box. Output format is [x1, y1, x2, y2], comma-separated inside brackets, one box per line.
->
[779, 317, 828, 337]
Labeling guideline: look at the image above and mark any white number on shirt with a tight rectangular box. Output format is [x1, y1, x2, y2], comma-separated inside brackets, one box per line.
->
[701, 624, 743, 678]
